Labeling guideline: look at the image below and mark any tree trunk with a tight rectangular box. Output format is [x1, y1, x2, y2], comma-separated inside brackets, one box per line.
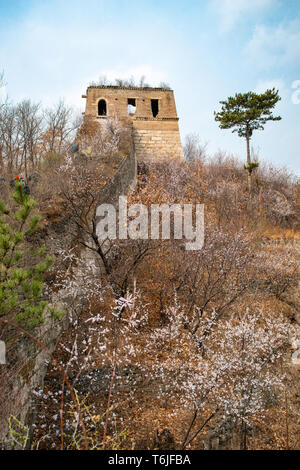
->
[246, 126, 252, 194]
[0, 147, 4, 171]
[246, 127, 251, 165]
[240, 420, 247, 450]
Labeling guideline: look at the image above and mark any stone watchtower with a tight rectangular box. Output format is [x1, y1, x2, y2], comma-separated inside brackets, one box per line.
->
[82, 85, 183, 160]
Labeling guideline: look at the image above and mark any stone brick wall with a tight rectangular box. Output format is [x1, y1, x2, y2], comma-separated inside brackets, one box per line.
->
[0, 290, 72, 448]
[133, 121, 183, 161]
[83, 86, 178, 119]
[0, 212, 84, 448]
[99, 135, 137, 205]
[83, 85, 183, 161]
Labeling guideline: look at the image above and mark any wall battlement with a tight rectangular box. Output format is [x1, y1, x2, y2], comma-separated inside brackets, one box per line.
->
[82, 85, 183, 161]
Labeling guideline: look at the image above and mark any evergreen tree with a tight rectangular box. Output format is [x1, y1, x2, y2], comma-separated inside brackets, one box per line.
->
[214, 88, 281, 177]
[0, 183, 64, 328]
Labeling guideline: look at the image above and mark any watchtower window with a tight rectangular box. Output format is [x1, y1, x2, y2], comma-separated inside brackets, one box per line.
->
[127, 98, 136, 115]
[98, 99, 107, 116]
[151, 99, 159, 117]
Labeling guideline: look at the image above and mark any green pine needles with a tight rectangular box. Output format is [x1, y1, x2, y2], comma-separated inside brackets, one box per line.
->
[214, 88, 281, 171]
[244, 162, 260, 174]
[0, 183, 64, 328]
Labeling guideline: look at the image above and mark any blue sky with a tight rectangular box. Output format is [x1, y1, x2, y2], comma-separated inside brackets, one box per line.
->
[0, 0, 299, 174]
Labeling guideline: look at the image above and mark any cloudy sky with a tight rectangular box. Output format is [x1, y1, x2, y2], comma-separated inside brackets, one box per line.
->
[0, 0, 299, 173]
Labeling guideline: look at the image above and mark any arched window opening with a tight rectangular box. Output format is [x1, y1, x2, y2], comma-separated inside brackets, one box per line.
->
[98, 99, 107, 116]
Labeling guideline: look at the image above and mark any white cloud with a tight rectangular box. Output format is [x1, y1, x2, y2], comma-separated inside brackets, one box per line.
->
[245, 19, 300, 68]
[213, 0, 279, 32]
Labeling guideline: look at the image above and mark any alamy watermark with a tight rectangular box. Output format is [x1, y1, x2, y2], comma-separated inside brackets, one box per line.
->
[96, 196, 204, 251]
[291, 80, 300, 104]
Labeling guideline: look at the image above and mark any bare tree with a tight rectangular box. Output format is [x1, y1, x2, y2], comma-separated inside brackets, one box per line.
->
[0, 103, 22, 173]
[43, 100, 74, 154]
[183, 133, 207, 162]
[16, 100, 43, 177]
[149, 304, 293, 449]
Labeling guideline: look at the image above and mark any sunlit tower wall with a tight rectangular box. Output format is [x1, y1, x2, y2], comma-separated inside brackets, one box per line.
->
[82, 85, 183, 161]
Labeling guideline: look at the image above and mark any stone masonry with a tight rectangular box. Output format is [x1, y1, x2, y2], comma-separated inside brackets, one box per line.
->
[82, 85, 183, 161]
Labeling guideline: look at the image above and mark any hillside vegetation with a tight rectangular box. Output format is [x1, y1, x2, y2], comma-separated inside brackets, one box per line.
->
[0, 100, 299, 450]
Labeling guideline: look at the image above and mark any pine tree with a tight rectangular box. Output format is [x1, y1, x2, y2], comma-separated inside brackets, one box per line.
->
[0, 183, 64, 328]
[214, 88, 281, 189]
